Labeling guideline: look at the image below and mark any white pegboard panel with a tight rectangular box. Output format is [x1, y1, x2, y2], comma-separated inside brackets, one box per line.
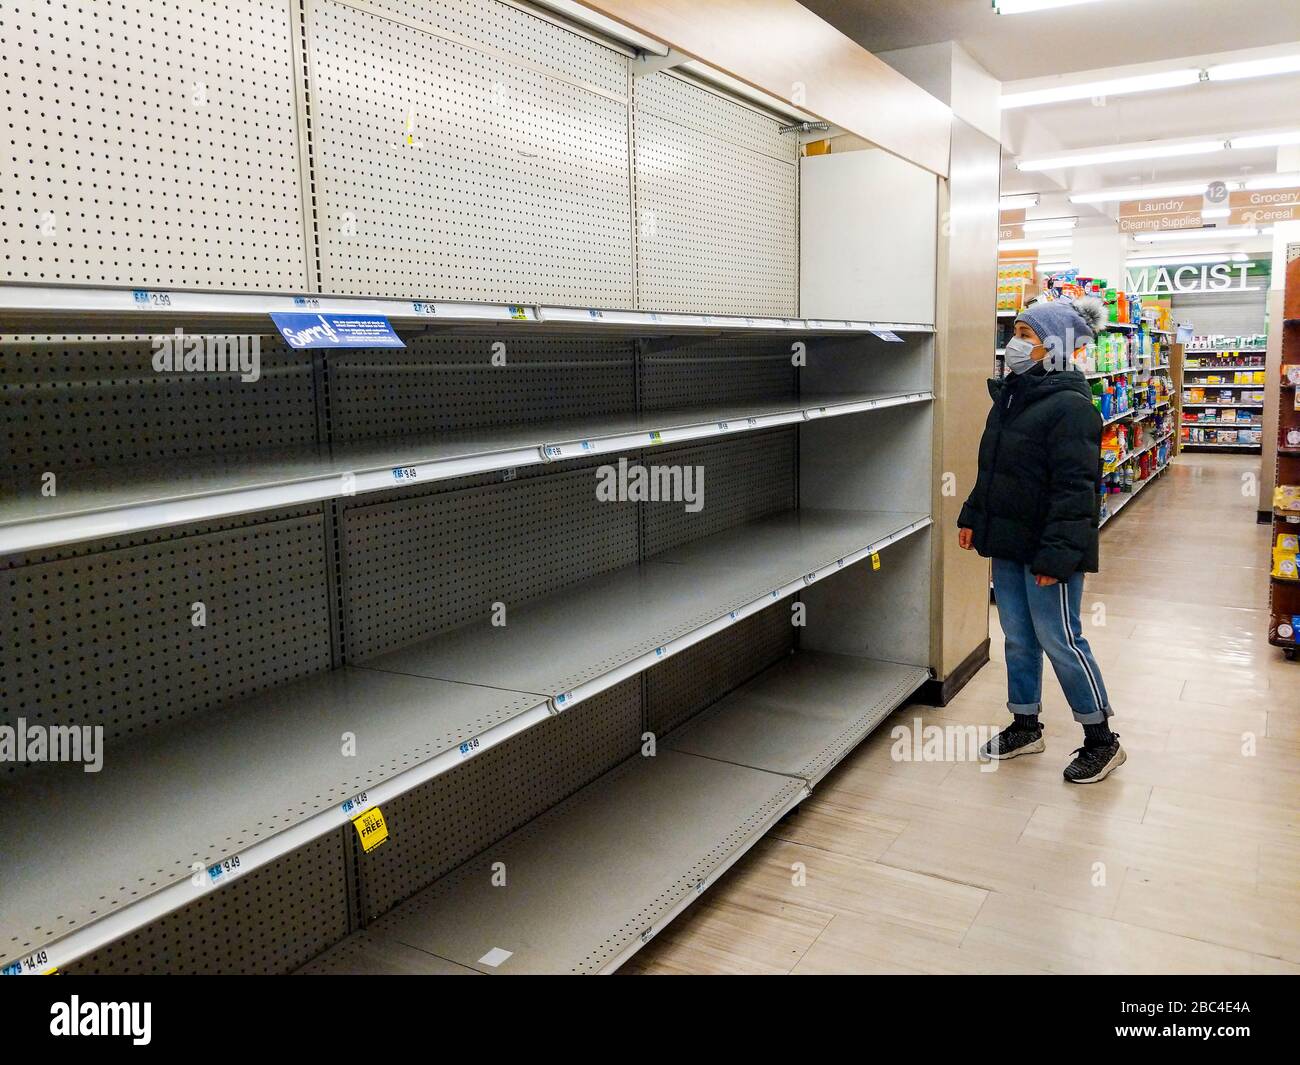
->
[1, 514, 333, 764]
[642, 429, 797, 558]
[355, 676, 641, 919]
[308, 0, 634, 305]
[633, 73, 798, 316]
[0, 335, 319, 482]
[341, 466, 639, 661]
[646, 595, 795, 738]
[0, 0, 308, 290]
[328, 335, 634, 443]
[634, 71, 793, 162]
[343, 0, 629, 98]
[640, 336, 797, 411]
[64, 831, 350, 975]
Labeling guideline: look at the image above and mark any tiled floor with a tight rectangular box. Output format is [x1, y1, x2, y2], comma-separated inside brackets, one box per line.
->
[624, 453, 1300, 974]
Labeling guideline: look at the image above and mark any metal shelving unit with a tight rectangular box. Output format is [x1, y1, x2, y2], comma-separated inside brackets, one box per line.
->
[0, 390, 931, 554]
[1, 0, 940, 977]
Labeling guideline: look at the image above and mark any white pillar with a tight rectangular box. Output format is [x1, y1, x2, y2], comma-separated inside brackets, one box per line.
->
[1071, 224, 1125, 288]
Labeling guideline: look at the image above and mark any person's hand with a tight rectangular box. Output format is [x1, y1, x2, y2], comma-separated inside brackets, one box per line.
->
[958, 527, 973, 551]
[1034, 574, 1059, 587]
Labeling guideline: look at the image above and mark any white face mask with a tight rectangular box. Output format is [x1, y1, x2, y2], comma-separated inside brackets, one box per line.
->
[1004, 337, 1038, 375]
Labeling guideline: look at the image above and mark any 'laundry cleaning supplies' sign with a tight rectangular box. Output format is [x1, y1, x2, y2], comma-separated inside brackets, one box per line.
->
[269, 311, 405, 349]
[1124, 261, 1253, 296]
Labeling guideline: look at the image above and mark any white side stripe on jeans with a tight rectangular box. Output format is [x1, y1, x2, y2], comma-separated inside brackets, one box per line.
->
[1058, 581, 1104, 712]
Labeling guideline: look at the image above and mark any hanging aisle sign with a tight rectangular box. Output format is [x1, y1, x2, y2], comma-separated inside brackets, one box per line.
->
[269, 311, 405, 349]
[1228, 187, 1300, 226]
[1118, 196, 1202, 234]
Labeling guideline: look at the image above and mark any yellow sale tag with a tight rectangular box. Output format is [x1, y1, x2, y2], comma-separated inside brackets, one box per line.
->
[509, 305, 528, 320]
[871, 552, 881, 571]
[352, 806, 389, 853]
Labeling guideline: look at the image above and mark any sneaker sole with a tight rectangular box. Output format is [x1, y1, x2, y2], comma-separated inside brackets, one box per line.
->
[1065, 745, 1126, 784]
[982, 736, 1045, 760]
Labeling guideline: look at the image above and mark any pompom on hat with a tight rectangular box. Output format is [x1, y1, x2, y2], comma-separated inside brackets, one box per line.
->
[1015, 295, 1106, 369]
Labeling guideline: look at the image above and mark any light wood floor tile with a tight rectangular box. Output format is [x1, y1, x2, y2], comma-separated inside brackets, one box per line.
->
[632, 453, 1299, 975]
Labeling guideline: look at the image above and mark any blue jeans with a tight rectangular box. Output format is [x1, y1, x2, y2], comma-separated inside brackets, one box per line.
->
[992, 558, 1113, 725]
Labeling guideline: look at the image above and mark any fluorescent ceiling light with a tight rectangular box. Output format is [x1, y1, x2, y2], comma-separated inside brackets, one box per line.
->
[1019, 140, 1224, 171]
[1001, 69, 1200, 110]
[1001, 53, 1300, 110]
[1244, 172, 1300, 190]
[1133, 225, 1260, 243]
[999, 194, 1040, 210]
[1022, 216, 1078, 231]
[994, 0, 1105, 13]
[1231, 131, 1300, 150]
[1207, 54, 1300, 82]
[1126, 253, 1251, 266]
[1070, 181, 1210, 204]
[999, 238, 1072, 251]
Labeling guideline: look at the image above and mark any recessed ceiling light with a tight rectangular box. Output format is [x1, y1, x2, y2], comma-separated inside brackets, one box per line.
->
[1019, 141, 1225, 171]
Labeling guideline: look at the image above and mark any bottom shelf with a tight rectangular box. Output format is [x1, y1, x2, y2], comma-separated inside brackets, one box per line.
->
[298, 651, 925, 975]
[1100, 461, 1168, 527]
[361, 750, 806, 975]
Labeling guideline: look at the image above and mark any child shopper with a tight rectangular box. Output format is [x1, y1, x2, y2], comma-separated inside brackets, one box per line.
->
[958, 295, 1125, 784]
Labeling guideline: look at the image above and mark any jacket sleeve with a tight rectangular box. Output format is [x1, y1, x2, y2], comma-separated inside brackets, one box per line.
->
[1031, 396, 1101, 581]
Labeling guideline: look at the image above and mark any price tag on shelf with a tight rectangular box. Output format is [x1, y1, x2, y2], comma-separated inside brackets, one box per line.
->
[131, 289, 172, 308]
[2, 950, 51, 975]
[392, 466, 418, 482]
[351, 807, 389, 853]
[411, 301, 437, 316]
[207, 854, 244, 884]
[340, 790, 369, 816]
[870, 330, 904, 343]
[509, 305, 529, 320]
[871, 552, 882, 571]
[458, 736, 481, 759]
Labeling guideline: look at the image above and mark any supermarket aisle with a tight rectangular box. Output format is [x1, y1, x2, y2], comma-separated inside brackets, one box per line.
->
[624, 452, 1300, 975]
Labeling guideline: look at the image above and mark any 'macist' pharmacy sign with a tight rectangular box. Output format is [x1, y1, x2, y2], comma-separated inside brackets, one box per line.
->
[1124, 261, 1253, 296]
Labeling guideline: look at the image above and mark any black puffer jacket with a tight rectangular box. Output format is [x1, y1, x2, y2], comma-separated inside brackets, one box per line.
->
[957, 366, 1102, 581]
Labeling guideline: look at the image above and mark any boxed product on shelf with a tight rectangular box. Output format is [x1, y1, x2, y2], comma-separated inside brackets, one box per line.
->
[1275, 617, 1299, 644]
[1277, 485, 1300, 513]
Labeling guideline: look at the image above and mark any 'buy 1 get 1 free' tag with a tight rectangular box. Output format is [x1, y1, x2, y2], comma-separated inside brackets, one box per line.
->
[871, 552, 881, 571]
[352, 807, 389, 853]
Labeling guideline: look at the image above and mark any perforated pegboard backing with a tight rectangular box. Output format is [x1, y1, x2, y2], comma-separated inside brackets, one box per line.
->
[640, 336, 797, 411]
[308, 0, 634, 304]
[633, 73, 798, 316]
[0, 0, 308, 289]
[0, 336, 319, 482]
[329, 336, 634, 443]
[646, 595, 795, 737]
[355, 676, 641, 919]
[643, 429, 797, 558]
[65, 831, 349, 975]
[342, 466, 639, 661]
[349, 0, 628, 97]
[1, 513, 332, 765]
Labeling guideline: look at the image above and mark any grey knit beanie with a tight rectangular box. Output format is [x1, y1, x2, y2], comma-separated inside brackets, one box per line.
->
[1015, 296, 1106, 369]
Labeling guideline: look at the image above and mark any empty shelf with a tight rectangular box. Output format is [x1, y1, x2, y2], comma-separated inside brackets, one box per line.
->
[365, 750, 806, 974]
[359, 509, 931, 707]
[667, 652, 930, 785]
[0, 668, 548, 973]
[0, 391, 931, 554]
[299, 931, 478, 976]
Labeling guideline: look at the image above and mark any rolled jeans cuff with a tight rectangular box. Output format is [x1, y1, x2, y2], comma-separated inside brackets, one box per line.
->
[1007, 701, 1041, 717]
[1072, 705, 1114, 725]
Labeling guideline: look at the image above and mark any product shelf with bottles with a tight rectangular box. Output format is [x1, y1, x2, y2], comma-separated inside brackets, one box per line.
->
[1271, 253, 1300, 658]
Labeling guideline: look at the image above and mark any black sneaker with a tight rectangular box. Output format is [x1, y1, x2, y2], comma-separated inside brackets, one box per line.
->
[1063, 736, 1126, 784]
[980, 722, 1045, 760]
